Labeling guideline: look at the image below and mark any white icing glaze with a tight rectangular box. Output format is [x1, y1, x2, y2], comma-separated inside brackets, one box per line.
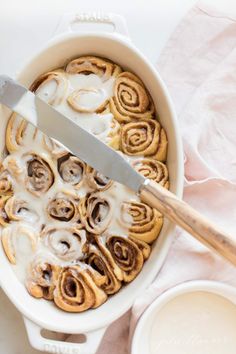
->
[150, 291, 236, 354]
[36, 73, 115, 143]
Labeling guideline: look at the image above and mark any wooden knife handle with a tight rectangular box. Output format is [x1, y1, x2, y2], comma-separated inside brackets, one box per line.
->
[140, 179, 236, 266]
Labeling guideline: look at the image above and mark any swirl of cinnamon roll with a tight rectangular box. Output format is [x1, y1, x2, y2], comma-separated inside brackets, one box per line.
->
[26, 255, 61, 300]
[46, 188, 83, 228]
[4, 195, 39, 223]
[132, 158, 169, 188]
[105, 235, 150, 282]
[57, 153, 85, 188]
[41, 226, 88, 262]
[120, 201, 163, 243]
[85, 166, 113, 191]
[1, 224, 38, 264]
[6, 113, 37, 153]
[25, 154, 54, 195]
[87, 238, 123, 294]
[110, 72, 155, 123]
[120, 120, 168, 161]
[79, 193, 112, 234]
[30, 70, 68, 106]
[0, 169, 13, 196]
[65, 56, 122, 80]
[54, 265, 107, 312]
[47, 192, 79, 222]
[67, 88, 109, 114]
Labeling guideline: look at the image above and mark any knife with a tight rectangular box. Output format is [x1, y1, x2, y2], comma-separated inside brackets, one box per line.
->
[1, 75, 236, 266]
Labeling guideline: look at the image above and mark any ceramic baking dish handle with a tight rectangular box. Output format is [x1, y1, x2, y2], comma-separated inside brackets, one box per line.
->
[24, 317, 107, 354]
[54, 12, 130, 39]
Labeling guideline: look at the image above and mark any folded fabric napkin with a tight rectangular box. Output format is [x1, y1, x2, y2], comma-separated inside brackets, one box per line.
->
[71, 3, 236, 353]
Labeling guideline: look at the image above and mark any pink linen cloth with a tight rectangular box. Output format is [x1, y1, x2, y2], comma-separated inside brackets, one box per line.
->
[70, 3, 236, 353]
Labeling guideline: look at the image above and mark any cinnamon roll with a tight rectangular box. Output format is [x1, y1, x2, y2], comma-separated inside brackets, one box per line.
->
[41, 226, 88, 262]
[85, 166, 113, 191]
[26, 255, 61, 300]
[120, 201, 163, 243]
[79, 193, 112, 234]
[25, 154, 54, 195]
[57, 153, 85, 188]
[132, 158, 169, 188]
[67, 88, 109, 114]
[30, 70, 68, 106]
[120, 119, 167, 161]
[4, 195, 39, 223]
[47, 192, 79, 222]
[6, 113, 36, 153]
[65, 56, 122, 80]
[105, 235, 150, 282]
[54, 265, 107, 312]
[110, 72, 155, 123]
[1, 224, 38, 264]
[87, 238, 123, 294]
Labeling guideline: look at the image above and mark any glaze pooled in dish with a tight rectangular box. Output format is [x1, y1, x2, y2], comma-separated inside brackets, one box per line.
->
[0, 56, 169, 312]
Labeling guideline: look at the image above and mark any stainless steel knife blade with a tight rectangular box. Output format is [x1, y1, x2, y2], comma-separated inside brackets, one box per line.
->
[0, 75, 145, 192]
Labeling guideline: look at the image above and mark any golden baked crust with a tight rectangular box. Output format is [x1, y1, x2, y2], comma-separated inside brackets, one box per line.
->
[132, 158, 169, 188]
[105, 235, 151, 282]
[54, 265, 107, 312]
[110, 72, 155, 123]
[119, 201, 163, 244]
[120, 119, 168, 161]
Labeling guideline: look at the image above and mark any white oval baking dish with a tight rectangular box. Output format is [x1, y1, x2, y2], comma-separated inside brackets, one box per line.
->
[132, 280, 236, 354]
[0, 13, 184, 354]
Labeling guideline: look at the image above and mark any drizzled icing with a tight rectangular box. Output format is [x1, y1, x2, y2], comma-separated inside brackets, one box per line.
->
[36, 73, 116, 142]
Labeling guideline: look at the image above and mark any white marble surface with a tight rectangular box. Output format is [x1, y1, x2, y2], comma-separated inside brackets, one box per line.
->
[0, 0, 236, 353]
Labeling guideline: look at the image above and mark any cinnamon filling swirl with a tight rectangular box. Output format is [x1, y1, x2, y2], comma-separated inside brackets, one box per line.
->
[87, 237, 123, 294]
[110, 72, 154, 123]
[85, 166, 113, 191]
[57, 153, 85, 187]
[41, 226, 88, 262]
[121, 119, 168, 161]
[54, 266, 107, 312]
[26, 256, 61, 300]
[79, 193, 112, 234]
[25, 154, 54, 195]
[132, 158, 169, 188]
[106, 235, 150, 282]
[120, 201, 163, 243]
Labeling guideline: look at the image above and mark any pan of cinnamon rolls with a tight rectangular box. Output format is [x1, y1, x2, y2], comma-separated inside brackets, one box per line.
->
[0, 55, 171, 313]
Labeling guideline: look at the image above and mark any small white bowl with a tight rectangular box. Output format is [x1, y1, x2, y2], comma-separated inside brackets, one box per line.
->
[131, 280, 236, 354]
